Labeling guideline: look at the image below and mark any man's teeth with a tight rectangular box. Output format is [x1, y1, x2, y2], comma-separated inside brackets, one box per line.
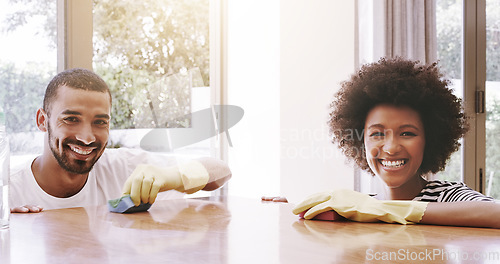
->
[70, 146, 92, 155]
[381, 160, 405, 167]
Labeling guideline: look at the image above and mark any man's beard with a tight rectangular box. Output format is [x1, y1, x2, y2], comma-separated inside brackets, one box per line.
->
[47, 123, 105, 175]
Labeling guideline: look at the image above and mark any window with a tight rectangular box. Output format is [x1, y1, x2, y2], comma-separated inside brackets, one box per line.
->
[1, 0, 224, 167]
[0, 0, 57, 161]
[92, 0, 214, 159]
[432, 0, 463, 183]
[485, 0, 500, 198]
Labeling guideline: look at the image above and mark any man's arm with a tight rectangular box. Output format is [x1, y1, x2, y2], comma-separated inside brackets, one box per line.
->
[420, 201, 500, 228]
[122, 157, 231, 205]
[197, 157, 232, 191]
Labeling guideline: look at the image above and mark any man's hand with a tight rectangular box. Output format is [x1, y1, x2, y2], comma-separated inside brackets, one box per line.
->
[122, 162, 209, 206]
[121, 164, 183, 206]
[11, 205, 43, 213]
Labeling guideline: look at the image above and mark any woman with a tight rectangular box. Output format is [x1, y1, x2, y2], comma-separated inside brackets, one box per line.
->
[293, 57, 500, 228]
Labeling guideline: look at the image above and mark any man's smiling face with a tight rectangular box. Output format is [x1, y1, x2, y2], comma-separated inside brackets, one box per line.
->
[45, 85, 111, 175]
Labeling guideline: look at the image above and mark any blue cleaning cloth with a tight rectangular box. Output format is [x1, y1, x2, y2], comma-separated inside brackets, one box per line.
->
[108, 195, 152, 213]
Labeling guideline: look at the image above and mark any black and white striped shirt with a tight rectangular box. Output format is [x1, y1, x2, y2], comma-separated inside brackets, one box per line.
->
[413, 180, 495, 202]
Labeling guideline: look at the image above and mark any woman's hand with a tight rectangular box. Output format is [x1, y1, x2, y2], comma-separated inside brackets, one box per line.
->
[298, 210, 345, 221]
[261, 196, 288, 203]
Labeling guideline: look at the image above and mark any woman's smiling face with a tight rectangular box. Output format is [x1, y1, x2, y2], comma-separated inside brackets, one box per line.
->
[363, 104, 425, 189]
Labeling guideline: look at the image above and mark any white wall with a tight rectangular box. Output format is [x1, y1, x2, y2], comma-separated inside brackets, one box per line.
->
[280, 0, 356, 203]
[227, 1, 281, 198]
[227, 0, 356, 203]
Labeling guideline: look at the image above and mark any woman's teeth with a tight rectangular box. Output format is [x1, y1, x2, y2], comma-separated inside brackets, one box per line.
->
[381, 160, 405, 168]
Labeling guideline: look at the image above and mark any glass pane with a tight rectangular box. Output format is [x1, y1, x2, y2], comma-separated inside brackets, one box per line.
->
[0, 0, 57, 159]
[433, 0, 463, 182]
[485, 0, 500, 199]
[92, 0, 211, 157]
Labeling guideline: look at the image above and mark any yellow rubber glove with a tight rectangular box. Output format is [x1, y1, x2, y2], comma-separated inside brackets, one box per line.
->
[122, 161, 209, 206]
[292, 189, 428, 224]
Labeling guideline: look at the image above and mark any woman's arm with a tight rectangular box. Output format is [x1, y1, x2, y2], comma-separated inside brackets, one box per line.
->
[420, 201, 500, 228]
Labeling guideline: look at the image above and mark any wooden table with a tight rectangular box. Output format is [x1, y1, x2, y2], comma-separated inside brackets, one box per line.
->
[2, 196, 500, 264]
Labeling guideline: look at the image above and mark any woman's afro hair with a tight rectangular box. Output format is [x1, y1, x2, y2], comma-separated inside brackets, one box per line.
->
[328, 57, 468, 175]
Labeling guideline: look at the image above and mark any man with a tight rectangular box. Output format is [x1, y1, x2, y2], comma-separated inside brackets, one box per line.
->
[10, 68, 231, 212]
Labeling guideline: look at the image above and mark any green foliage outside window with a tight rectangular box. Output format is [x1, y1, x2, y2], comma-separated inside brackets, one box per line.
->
[1, 0, 209, 132]
[93, 0, 209, 129]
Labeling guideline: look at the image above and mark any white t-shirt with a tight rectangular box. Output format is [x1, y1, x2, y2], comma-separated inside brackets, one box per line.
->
[9, 148, 185, 210]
